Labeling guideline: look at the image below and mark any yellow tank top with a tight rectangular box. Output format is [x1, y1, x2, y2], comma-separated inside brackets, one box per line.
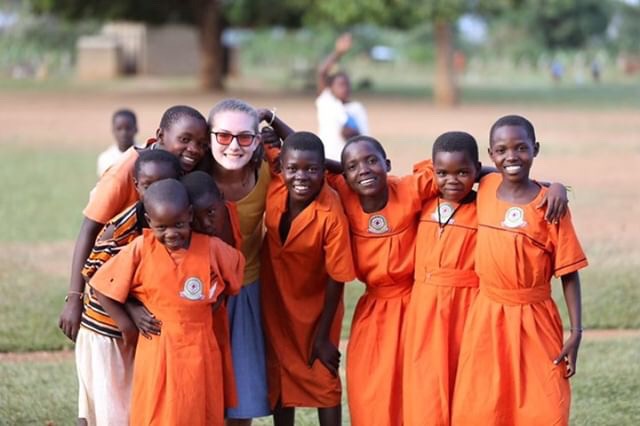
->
[236, 161, 271, 285]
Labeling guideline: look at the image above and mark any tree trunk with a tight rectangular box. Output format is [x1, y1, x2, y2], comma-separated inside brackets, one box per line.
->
[197, 0, 224, 90]
[433, 20, 458, 107]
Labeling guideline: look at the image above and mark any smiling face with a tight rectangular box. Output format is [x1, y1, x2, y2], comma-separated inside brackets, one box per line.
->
[281, 149, 325, 206]
[145, 202, 193, 251]
[112, 114, 137, 152]
[210, 110, 260, 171]
[489, 124, 539, 184]
[156, 116, 209, 173]
[433, 151, 479, 202]
[342, 140, 390, 198]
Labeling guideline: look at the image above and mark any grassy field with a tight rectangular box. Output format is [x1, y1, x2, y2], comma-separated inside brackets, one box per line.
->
[1, 81, 638, 424]
[2, 337, 637, 425]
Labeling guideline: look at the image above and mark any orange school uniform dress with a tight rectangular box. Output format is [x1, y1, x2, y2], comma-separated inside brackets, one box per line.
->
[91, 230, 245, 426]
[260, 175, 356, 409]
[402, 195, 479, 426]
[328, 162, 437, 426]
[84, 142, 152, 224]
[451, 174, 588, 426]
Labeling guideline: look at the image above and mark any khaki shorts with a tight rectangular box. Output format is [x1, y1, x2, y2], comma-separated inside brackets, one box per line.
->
[75, 327, 135, 426]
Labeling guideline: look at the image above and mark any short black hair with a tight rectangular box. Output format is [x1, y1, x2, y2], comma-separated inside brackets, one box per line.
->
[134, 149, 182, 179]
[341, 135, 387, 165]
[143, 178, 190, 216]
[489, 115, 536, 145]
[159, 105, 206, 131]
[282, 131, 325, 162]
[112, 108, 137, 125]
[180, 171, 223, 206]
[326, 71, 350, 87]
[432, 131, 479, 164]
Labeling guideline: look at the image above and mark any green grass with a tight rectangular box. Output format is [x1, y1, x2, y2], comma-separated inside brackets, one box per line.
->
[0, 256, 72, 352]
[0, 147, 97, 242]
[552, 264, 640, 330]
[1, 338, 636, 425]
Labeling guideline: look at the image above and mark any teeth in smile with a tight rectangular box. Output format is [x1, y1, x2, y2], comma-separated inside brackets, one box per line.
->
[359, 178, 375, 185]
[505, 165, 521, 172]
[294, 185, 309, 191]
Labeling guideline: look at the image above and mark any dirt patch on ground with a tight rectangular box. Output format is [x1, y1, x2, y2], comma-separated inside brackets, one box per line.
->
[2, 82, 638, 251]
[0, 349, 74, 363]
[0, 241, 74, 279]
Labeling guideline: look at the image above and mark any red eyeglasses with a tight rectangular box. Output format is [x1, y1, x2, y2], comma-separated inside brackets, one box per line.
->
[211, 131, 256, 147]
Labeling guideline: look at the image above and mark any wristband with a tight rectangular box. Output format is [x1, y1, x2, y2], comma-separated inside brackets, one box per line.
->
[65, 290, 84, 302]
[268, 108, 277, 126]
[570, 327, 584, 333]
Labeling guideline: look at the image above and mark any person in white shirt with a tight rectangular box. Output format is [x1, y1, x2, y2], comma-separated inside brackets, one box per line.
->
[97, 109, 138, 176]
[316, 33, 369, 161]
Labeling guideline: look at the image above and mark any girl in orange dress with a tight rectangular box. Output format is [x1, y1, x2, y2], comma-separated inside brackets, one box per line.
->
[327, 136, 438, 426]
[452, 115, 586, 426]
[92, 179, 245, 426]
[402, 132, 481, 426]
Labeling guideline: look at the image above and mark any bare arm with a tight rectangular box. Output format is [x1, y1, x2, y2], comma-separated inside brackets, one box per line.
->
[256, 109, 295, 143]
[96, 291, 139, 348]
[553, 271, 582, 378]
[317, 33, 352, 95]
[58, 217, 104, 341]
[308, 278, 344, 376]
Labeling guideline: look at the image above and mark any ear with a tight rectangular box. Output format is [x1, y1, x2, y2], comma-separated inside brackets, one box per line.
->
[533, 142, 540, 157]
[144, 212, 151, 225]
[155, 127, 163, 143]
[187, 205, 194, 222]
[487, 147, 493, 157]
[385, 159, 391, 172]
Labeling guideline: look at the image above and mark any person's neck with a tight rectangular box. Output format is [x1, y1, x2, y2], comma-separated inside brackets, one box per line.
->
[497, 177, 538, 204]
[286, 195, 314, 221]
[212, 162, 252, 184]
[358, 188, 389, 213]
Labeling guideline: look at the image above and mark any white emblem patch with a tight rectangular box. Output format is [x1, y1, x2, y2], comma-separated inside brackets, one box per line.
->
[502, 207, 527, 229]
[432, 203, 455, 225]
[368, 214, 389, 234]
[180, 277, 204, 301]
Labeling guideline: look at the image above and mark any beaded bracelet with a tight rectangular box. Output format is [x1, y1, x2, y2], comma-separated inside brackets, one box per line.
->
[64, 290, 83, 302]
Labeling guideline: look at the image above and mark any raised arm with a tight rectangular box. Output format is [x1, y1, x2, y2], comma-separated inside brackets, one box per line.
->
[317, 33, 352, 95]
[257, 108, 295, 143]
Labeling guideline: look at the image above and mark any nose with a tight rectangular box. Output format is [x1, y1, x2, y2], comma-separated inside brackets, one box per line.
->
[294, 169, 309, 180]
[186, 140, 203, 154]
[357, 162, 370, 175]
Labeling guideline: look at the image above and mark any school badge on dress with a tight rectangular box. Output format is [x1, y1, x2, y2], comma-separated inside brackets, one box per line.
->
[180, 277, 205, 301]
[432, 203, 455, 224]
[502, 207, 527, 229]
[368, 214, 389, 234]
